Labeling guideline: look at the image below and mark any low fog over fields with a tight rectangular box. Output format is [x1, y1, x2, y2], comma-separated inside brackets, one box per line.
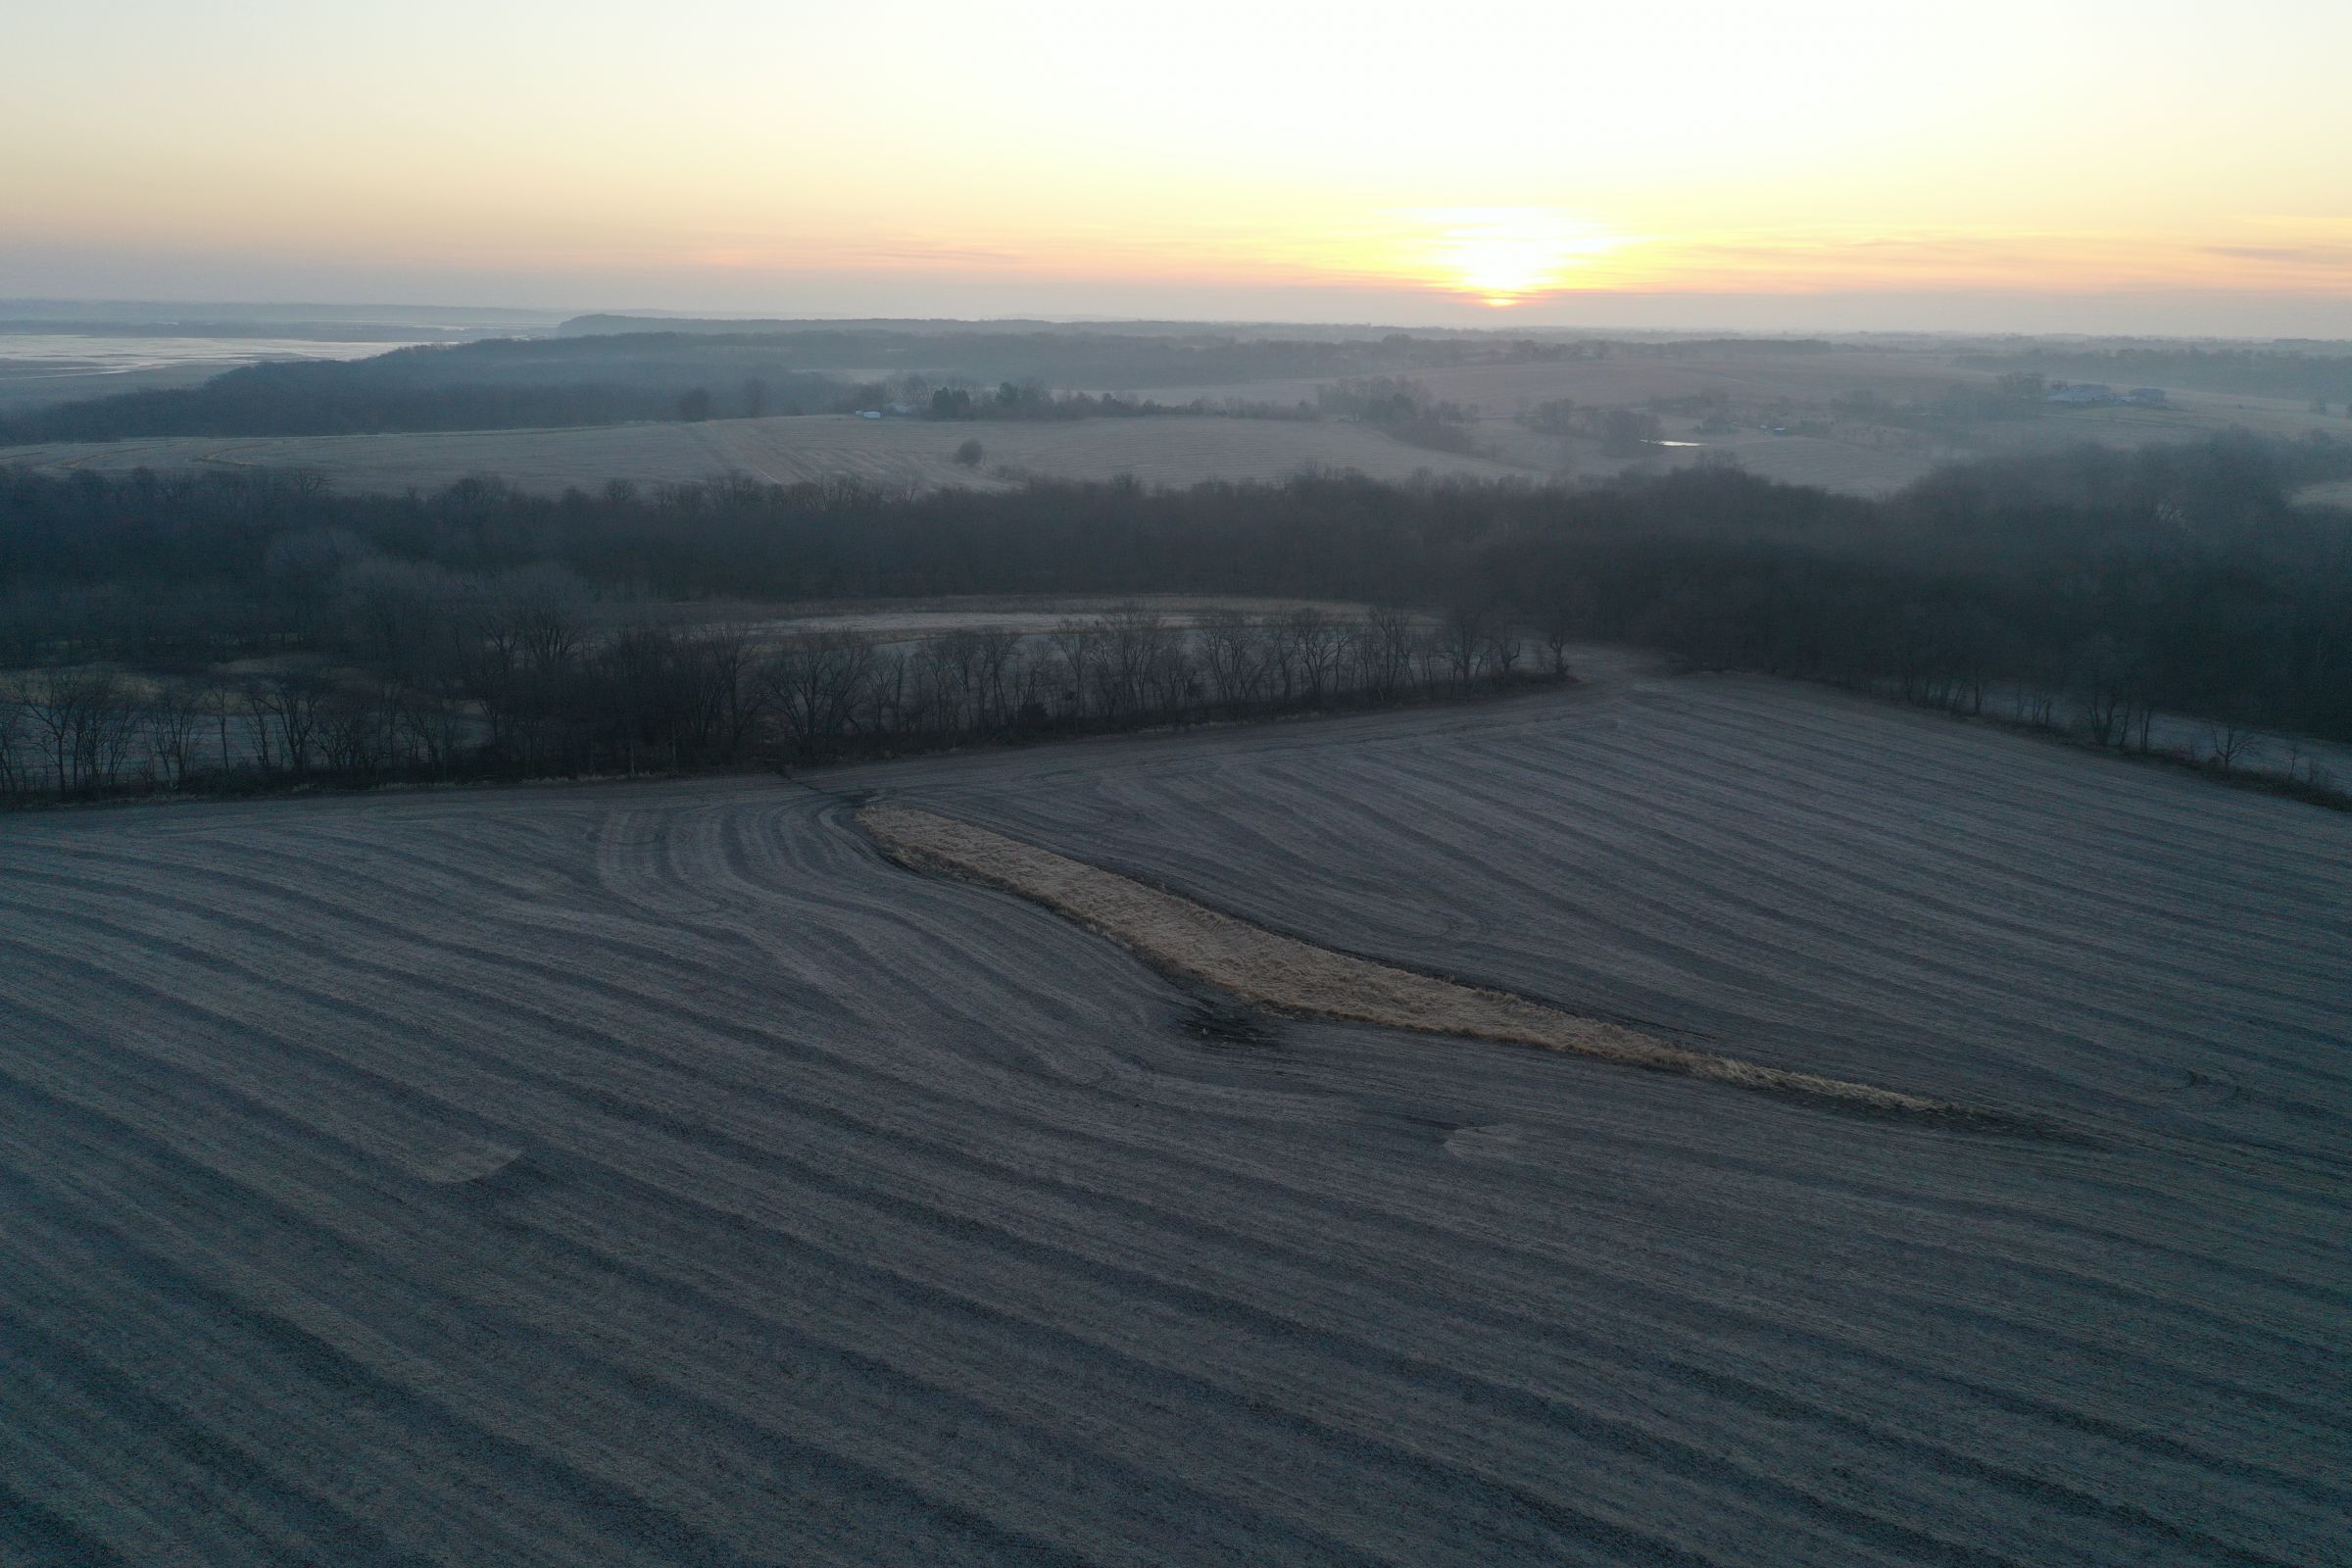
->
[3, 663, 2342, 1566]
[6, 322, 2348, 498]
[0, 413, 1534, 495]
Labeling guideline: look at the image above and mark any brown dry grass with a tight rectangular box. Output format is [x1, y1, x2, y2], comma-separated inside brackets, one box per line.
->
[860, 804, 1972, 1119]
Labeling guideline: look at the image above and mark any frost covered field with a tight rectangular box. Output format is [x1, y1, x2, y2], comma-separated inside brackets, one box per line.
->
[0, 412, 1537, 496]
[1, 663, 2346, 1566]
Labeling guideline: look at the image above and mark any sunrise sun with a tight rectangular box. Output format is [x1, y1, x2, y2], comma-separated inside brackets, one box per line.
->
[1410, 207, 1623, 305]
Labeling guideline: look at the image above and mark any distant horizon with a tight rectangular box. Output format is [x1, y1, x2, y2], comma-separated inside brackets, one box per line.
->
[10, 2, 2348, 344]
[8, 293, 2352, 344]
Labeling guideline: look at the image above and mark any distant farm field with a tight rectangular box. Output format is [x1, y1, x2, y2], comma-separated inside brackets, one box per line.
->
[3, 663, 2344, 1565]
[7, 340, 2343, 500]
[1139, 347, 2351, 496]
[0, 412, 1543, 494]
[1134, 346, 1998, 414]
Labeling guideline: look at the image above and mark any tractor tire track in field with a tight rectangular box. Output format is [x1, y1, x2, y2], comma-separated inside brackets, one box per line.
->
[1, 670, 2345, 1566]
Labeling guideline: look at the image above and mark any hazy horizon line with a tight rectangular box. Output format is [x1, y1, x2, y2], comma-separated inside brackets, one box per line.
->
[7, 294, 2352, 345]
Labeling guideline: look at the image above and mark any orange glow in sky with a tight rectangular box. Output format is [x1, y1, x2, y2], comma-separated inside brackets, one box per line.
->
[4, 1, 2348, 330]
[1401, 211, 1630, 307]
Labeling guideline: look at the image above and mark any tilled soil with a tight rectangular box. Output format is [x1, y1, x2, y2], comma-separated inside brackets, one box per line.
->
[1, 670, 2344, 1566]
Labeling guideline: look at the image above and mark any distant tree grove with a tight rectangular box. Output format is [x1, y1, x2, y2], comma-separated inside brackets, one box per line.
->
[1, 428, 2348, 805]
[0, 591, 1537, 802]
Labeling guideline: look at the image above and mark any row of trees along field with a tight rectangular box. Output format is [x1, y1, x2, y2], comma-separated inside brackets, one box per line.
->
[2, 428, 2349, 804]
[0, 596, 1541, 802]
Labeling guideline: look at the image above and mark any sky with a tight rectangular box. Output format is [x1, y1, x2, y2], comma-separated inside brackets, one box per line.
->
[5, 0, 2349, 333]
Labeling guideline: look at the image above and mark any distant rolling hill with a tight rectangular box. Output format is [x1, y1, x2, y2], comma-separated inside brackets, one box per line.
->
[0, 412, 1545, 494]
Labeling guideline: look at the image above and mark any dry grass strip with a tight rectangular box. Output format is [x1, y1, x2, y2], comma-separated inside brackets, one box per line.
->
[860, 804, 1976, 1120]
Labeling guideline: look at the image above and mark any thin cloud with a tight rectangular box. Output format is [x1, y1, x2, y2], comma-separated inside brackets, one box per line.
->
[2205, 244, 2352, 268]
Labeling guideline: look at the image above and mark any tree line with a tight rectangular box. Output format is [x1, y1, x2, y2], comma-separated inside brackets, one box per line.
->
[0, 591, 1542, 803]
[1955, 344, 2352, 406]
[2, 428, 2349, 805]
[0, 361, 858, 442]
[920, 383, 1308, 422]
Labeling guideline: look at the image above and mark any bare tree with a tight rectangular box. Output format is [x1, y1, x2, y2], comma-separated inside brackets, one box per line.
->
[251, 669, 333, 778]
[760, 633, 874, 761]
[0, 694, 25, 800]
[970, 628, 1022, 730]
[2072, 635, 2135, 748]
[338, 557, 460, 668]
[1008, 643, 1057, 728]
[507, 568, 585, 676]
[1537, 584, 1592, 678]
[1286, 609, 1341, 702]
[1483, 620, 1524, 678]
[12, 671, 86, 796]
[317, 685, 400, 780]
[598, 621, 674, 776]
[877, 644, 934, 741]
[1097, 607, 1167, 719]
[389, 684, 465, 778]
[77, 675, 139, 789]
[240, 681, 277, 776]
[1358, 608, 1418, 700]
[1142, 627, 1198, 719]
[1046, 619, 1099, 723]
[1264, 614, 1301, 700]
[11, 671, 140, 795]
[1412, 626, 1447, 688]
[201, 676, 243, 781]
[1198, 611, 1267, 706]
[149, 679, 209, 790]
[454, 565, 588, 768]
[696, 625, 768, 762]
[1440, 602, 1490, 681]
[2202, 716, 2260, 772]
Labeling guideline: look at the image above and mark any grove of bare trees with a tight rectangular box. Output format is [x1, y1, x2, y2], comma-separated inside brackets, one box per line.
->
[0, 585, 1545, 805]
[4, 427, 2350, 806]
